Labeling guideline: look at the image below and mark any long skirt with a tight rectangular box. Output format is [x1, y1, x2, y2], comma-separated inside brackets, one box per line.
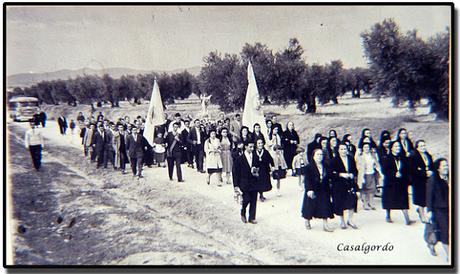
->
[363, 173, 378, 195]
[433, 208, 449, 245]
[221, 150, 233, 173]
[412, 177, 428, 207]
[301, 190, 334, 220]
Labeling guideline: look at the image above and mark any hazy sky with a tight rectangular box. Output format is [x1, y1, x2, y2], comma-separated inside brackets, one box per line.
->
[6, 5, 451, 75]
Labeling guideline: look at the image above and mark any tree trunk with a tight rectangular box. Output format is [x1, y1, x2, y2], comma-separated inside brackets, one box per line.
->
[305, 94, 317, 113]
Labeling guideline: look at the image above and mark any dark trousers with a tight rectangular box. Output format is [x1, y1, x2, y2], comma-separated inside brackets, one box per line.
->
[120, 151, 127, 171]
[29, 145, 42, 170]
[241, 190, 258, 221]
[167, 153, 183, 181]
[130, 157, 143, 176]
[96, 149, 104, 167]
[186, 146, 193, 165]
[193, 145, 205, 171]
[41, 119, 46, 128]
[90, 147, 97, 162]
[104, 149, 115, 168]
[59, 126, 67, 135]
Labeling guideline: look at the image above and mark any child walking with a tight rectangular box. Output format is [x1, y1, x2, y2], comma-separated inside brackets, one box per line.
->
[292, 147, 307, 190]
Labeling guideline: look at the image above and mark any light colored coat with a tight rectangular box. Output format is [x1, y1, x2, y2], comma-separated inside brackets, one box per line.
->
[204, 137, 223, 169]
[355, 152, 383, 186]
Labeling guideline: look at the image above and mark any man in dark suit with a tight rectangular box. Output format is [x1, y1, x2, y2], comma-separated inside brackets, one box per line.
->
[125, 126, 148, 179]
[233, 142, 260, 224]
[103, 123, 116, 169]
[181, 120, 194, 167]
[166, 122, 184, 182]
[57, 115, 68, 135]
[187, 119, 206, 173]
[272, 115, 283, 134]
[91, 125, 106, 168]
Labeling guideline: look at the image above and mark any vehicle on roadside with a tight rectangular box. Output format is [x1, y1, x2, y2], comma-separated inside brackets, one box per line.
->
[8, 96, 40, 122]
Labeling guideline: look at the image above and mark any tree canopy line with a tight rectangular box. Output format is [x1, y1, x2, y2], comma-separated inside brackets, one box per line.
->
[10, 19, 449, 119]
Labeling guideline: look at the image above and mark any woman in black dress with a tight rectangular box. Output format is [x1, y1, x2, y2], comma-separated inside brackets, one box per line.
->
[330, 143, 359, 229]
[328, 129, 338, 139]
[307, 133, 322, 164]
[282, 121, 300, 172]
[252, 123, 266, 144]
[265, 119, 273, 138]
[301, 148, 334, 232]
[381, 141, 415, 225]
[342, 134, 356, 158]
[357, 128, 377, 155]
[409, 140, 433, 223]
[395, 128, 414, 157]
[254, 138, 274, 202]
[377, 135, 392, 165]
[240, 126, 253, 146]
[319, 137, 331, 167]
[426, 158, 449, 259]
[328, 137, 339, 159]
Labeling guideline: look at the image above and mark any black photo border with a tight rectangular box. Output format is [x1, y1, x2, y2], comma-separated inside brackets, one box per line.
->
[2, 2, 456, 271]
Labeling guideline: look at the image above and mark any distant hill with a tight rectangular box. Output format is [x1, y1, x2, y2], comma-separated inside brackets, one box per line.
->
[7, 66, 202, 87]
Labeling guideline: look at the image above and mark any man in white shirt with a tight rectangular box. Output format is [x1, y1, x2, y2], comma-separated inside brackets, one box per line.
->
[167, 113, 185, 133]
[24, 120, 44, 171]
[233, 142, 260, 224]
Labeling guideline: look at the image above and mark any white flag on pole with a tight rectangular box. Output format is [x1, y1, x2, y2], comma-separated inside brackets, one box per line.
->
[242, 61, 268, 140]
[143, 80, 165, 146]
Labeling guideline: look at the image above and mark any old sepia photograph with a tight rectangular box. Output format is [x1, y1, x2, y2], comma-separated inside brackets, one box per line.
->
[4, 4, 453, 267]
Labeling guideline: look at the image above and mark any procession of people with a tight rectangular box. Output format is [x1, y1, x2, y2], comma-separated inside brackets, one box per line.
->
[24, 109, 450, 261]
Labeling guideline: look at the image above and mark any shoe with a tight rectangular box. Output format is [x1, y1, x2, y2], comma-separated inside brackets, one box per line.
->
[206, 179, 210, 185]
[138, 175, 143, 179]
[169, 178, 174, 181]
[305, 220, 311, 230]
[363, 205, 370, 210]
[347, 221, 358, 229]
[323, 225, 334, 232]
[259, 196, 266, 202]
[405, 220, 416, 226]
[178, 180, 185, 183]
[340, 223, 347, 229]
[386, 217, 393, 223]
[416, 208, 425, 223]
[428, 244, 437, 256]
[241, 215, 247, 223]
[249, 220, 257, 224]
[371, 206, 376, 210]
[217, 181, 223, 187]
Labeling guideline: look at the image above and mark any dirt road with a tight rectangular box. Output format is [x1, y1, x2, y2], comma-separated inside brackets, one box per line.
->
[7, 124, 343, 265]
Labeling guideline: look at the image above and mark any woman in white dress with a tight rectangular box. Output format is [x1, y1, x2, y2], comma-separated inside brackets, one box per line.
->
[204, 129, 224, 186]
[269, 126, 287, 196]
[356, 142, 384, 210]
[219, 127, 233, 184]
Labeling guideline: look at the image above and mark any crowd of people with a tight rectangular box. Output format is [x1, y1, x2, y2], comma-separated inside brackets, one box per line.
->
[22, 109, 450, 261]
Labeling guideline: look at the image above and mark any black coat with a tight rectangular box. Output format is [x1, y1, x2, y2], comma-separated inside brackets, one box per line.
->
[126, 134, 148, 158]
[232, 152, 261, 192]
[301, 163, 334, 219]
[397, 138, 414, 157]
[381, 154, 410, 210]
[91, 130, 106, 153]
[330, 155, 359, 215]
[409, 151, 433, 207]
[252, 132, 265, 144]
[187, 127, 207, 153]
[166, 132, 184, 157]
[58, 117, 68, 128]
[282, 129, 300, 169]
[254, 149, 274, 192]
[307, 141, 321, 164]
[427, 175, 449, 244]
